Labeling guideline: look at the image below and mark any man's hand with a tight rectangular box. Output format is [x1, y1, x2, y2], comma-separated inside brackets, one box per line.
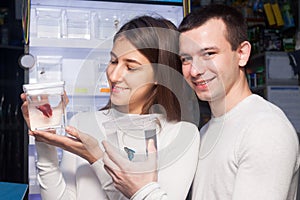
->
[102, 139, 158, 198]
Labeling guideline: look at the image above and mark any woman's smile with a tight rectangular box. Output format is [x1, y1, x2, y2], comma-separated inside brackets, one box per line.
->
[111, 85, 129, 93]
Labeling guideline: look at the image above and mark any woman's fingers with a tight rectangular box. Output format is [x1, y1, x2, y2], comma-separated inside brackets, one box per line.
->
[65, 126, 104, 162]
[63, 91, 69, 105]
[20, 93, 26, 101]
[102, 141, 130, 170]
[102, 145, 123, 171]
[147, 139, 156, 153]
[65, 126, 80, 138]
[20, 94, 31, 128]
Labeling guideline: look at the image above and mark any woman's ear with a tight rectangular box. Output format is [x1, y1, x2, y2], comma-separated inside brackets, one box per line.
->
[238, 41, 251, 67]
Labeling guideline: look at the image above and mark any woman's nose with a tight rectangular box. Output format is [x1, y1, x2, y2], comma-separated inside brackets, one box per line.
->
[108, 65, 124, 82]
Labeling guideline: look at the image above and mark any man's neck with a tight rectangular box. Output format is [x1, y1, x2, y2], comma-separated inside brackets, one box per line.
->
[209, 82, 252, 118]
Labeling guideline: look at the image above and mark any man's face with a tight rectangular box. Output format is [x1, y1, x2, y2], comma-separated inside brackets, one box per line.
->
[179, 19, 241, 103]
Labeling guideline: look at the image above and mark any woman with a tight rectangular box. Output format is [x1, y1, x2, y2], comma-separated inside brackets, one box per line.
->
[21, 16, 200, 199]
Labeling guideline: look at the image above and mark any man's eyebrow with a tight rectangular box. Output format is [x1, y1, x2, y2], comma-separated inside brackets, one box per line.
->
[198, 46, 220, 54]
[179, 53, 191, 57]
[179, 46, 219, 56]
[200, 46, 219, 52]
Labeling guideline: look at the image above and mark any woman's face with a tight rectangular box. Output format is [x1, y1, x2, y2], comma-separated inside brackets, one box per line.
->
[106, 37, 155, 114]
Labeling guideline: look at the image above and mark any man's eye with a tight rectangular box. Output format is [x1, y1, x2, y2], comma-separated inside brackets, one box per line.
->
[203, 52, 216, 58]
[180, 56, 192, 64]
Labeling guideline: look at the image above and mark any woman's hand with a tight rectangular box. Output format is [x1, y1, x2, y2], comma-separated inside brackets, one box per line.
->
[20, 93, 31, 129]
[102, 139, 158, 198]
[32, 126, 104, 164]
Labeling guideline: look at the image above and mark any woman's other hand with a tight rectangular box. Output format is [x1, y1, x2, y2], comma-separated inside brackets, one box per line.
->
[102, 139, 158, 198]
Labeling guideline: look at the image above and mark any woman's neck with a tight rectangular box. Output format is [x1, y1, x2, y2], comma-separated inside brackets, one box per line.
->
[113, 105, 142, 114]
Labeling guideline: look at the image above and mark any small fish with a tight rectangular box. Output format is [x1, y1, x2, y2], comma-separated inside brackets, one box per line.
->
[124, 147, 135, 161]
[36, 103, 52, 118]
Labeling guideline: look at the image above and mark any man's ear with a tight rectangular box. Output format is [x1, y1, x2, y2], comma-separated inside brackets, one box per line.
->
[238, 41, 251, 67]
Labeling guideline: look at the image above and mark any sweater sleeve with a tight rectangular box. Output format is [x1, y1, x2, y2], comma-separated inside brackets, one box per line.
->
[130, 182, 167, 200]
[35, 112, 82, 200]
[35, 141, 76, 200]
[232, 115, 300, 200]
[91, 158, 128, 200]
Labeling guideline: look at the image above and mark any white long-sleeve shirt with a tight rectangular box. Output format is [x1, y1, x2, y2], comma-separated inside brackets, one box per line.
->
[35, 108, 200, 200]
[130, 94, 300, 200]
[191, 94, 300, 200]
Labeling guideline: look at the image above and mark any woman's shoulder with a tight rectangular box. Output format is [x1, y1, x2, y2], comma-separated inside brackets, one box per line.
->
[158, 120, 200, 161]
[159, 120, 200, 143]
[165, 120, 199, 134]
[68, 109, 112, 126]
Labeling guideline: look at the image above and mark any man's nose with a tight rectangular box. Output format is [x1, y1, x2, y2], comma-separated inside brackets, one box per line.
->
[190, 60, 205, 77]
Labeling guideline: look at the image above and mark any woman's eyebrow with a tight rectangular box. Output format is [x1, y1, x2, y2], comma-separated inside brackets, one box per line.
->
[110, 51, 117, 58]
[124, 59, 142, 65]
[110, 51, 142, 65]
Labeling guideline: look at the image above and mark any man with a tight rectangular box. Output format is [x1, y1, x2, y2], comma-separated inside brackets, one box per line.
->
[102, 4, 300, 199]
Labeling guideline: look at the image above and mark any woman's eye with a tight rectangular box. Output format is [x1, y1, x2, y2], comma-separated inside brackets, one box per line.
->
[110, 59, 117, 64]
[127, 65, 137, 71]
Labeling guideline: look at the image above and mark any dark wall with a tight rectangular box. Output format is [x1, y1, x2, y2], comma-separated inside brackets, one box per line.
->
[0, 0, 27, 184]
